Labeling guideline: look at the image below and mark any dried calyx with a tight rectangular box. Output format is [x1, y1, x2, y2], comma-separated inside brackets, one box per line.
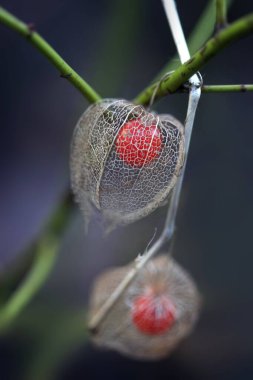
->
[70, 99, 184, 229]
[88, 255, 200, 360]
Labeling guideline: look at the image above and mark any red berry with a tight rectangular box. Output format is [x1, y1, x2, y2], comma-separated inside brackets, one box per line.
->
[131, 294, 176, 335]
[115, 118, 162, 167]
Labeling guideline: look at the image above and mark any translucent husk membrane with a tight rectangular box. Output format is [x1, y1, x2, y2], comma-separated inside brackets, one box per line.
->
[88, 255, 200, 360]
[70, 99, 184, 229]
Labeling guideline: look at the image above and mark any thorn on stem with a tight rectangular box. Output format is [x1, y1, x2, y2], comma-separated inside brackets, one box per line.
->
[27, 23, 36, 37]
[187, 57, 195, 65]
[60, 73, 72, 79]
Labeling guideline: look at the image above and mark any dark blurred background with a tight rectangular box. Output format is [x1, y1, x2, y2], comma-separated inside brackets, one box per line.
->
[0, 0, 253, 379]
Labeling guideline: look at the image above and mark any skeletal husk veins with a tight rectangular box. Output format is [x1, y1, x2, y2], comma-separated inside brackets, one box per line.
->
[70, 99, 185, 228]
[88, 255, 200, 360]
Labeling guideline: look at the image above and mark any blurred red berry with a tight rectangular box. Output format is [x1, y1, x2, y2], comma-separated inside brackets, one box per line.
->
[115, 118, 162, 167]
[131, 293, 176, 335]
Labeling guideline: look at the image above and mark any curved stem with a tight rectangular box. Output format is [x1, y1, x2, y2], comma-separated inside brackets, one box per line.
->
[0, 7, 101, 103]
[134, 13, 253, 105]
[0, 238, 58, 332]
[0, 194, 72, 333]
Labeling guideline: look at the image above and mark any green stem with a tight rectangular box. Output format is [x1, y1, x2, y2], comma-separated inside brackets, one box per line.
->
[176, 84, 253, 93]
[0, 194, 72, 333]
[0, 6, 101, 103]
[153, 0, 233, 82]
[134, 13, 253, 105]
[0, 239, 58, 332]
[216, 0, 228, 31]
[202, 84, 253, 92]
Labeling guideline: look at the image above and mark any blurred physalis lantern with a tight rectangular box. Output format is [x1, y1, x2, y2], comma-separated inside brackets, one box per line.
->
[70, 99, 184, 229]
[88, 255, 200, 360]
